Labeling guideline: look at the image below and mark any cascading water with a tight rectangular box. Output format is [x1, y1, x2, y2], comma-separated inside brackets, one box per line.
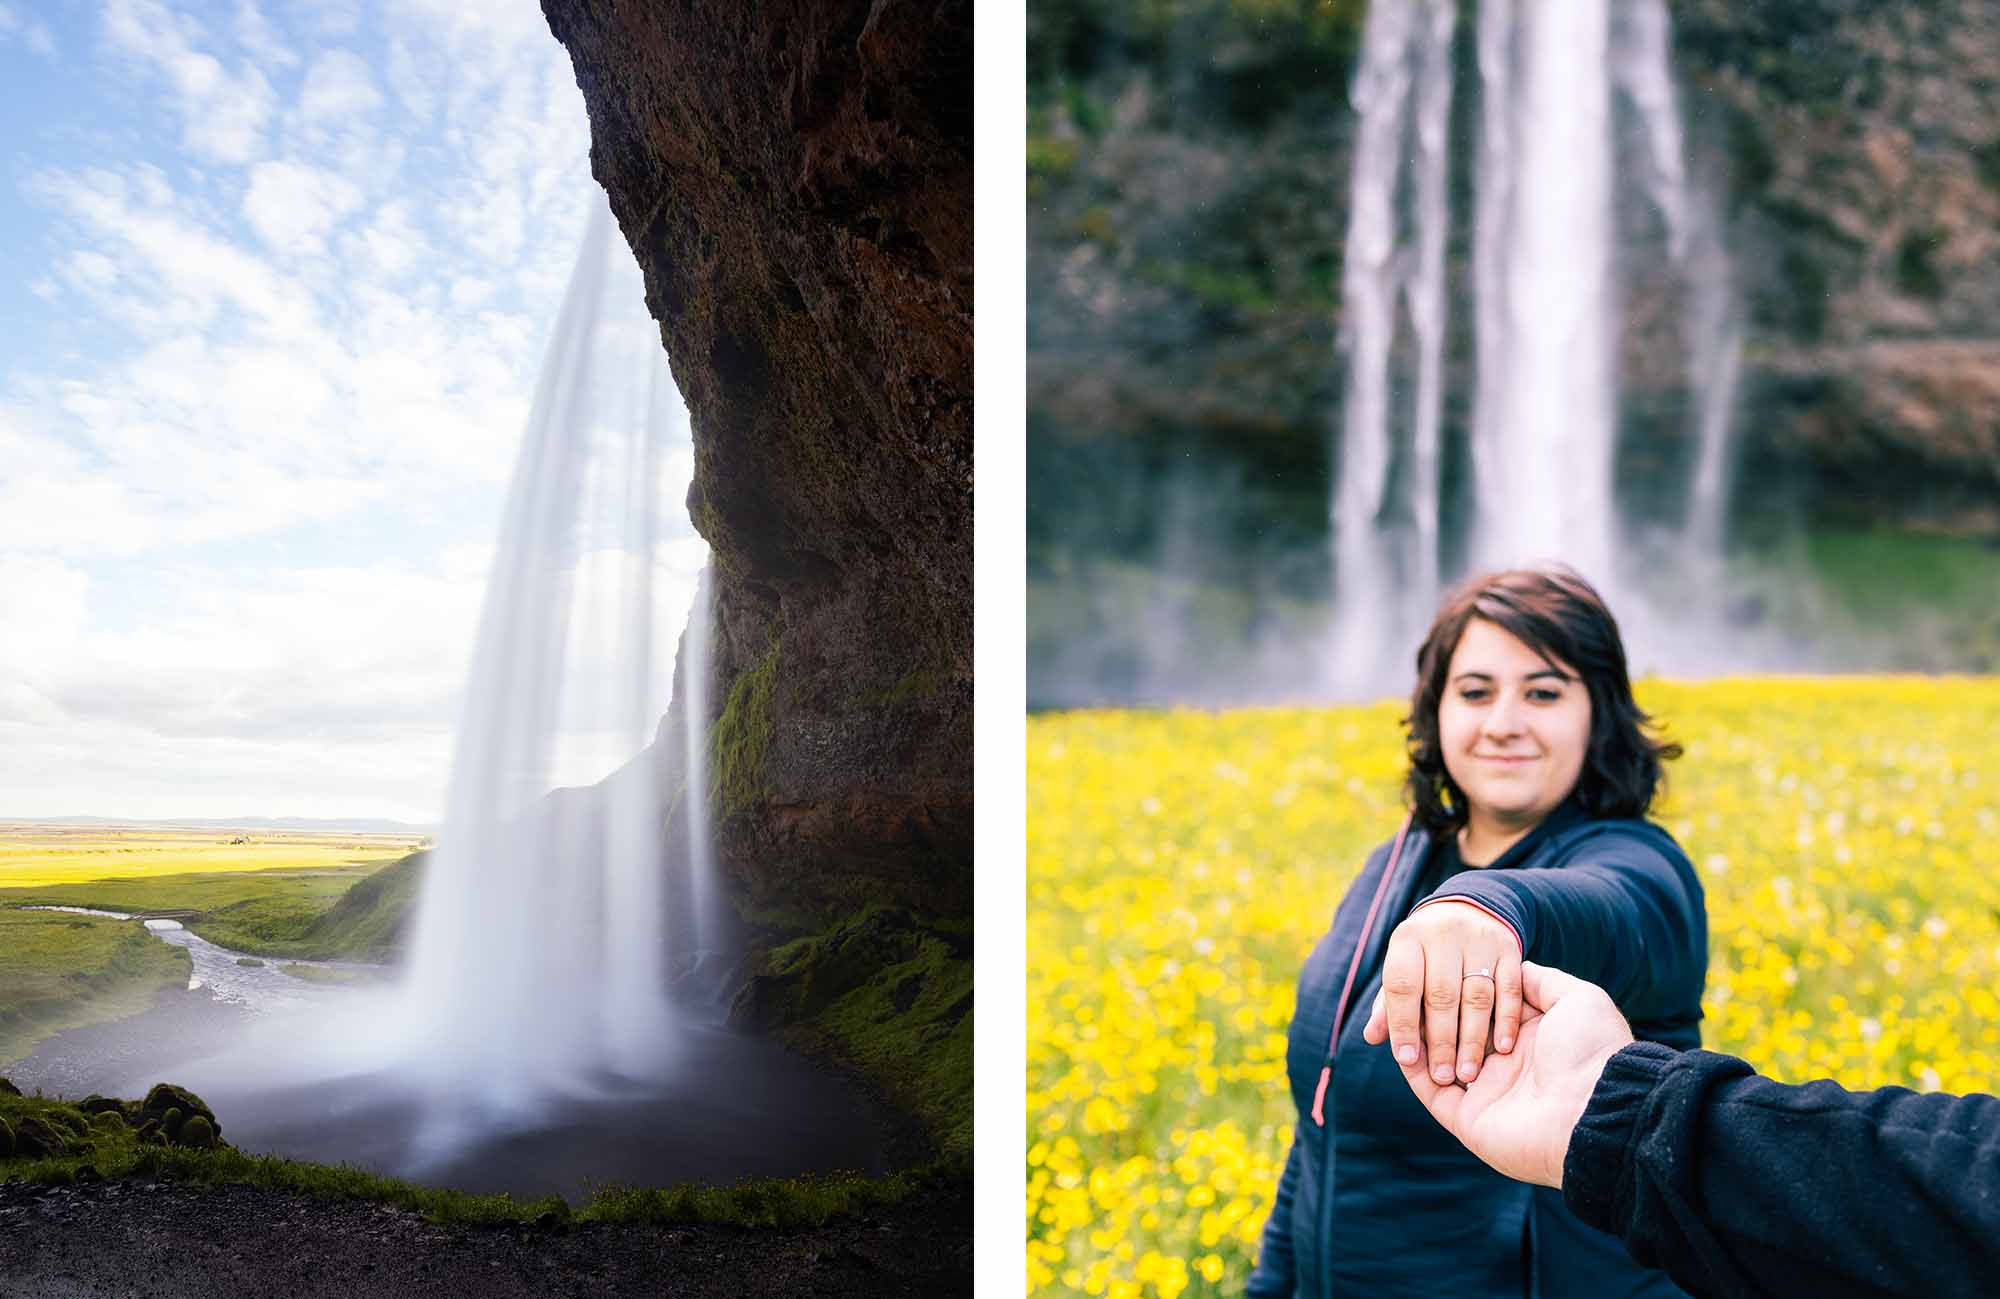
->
[1327, 0, 1740, 693]
[397, 188, 709, 1143]
[679, 561, 724, 974]
[69, 189, 891, 1200]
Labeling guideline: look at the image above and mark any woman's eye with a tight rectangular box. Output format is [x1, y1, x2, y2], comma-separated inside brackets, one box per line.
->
[1458, 688, 1489, 703]
[1528, 688, 1560, 703]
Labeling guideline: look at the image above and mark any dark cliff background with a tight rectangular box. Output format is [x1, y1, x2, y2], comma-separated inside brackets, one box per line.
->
[1028, 0, 2000, 703]
[541, 0, 972, 1159]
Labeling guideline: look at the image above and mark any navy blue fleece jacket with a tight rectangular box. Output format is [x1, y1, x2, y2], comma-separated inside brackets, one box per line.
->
[1246, 800, 1707, 1298]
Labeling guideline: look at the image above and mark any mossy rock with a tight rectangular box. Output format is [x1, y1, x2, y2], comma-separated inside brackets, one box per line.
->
[78, 1095, 126, 1117]
[134, 1119, 159, 1143]
[139, 1083, 219, 1140]
[90, 1110, 126, 1134]
[161, 1107, 184, 1139]
[177, 1115, 216, 1149]
[13, 1116, 69, 1159]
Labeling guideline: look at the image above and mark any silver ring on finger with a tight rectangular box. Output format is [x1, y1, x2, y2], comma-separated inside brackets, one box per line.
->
[1463, 968, 1494, 981]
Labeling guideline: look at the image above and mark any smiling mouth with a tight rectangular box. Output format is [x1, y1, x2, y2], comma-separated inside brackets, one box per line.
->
[1477, 755, 1538, 764]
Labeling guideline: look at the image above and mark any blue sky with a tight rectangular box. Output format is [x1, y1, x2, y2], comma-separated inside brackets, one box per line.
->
[0, 0, 701, 822]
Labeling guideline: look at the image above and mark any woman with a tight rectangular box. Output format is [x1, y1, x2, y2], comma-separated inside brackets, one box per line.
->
[1247, 566, 1706, 1299]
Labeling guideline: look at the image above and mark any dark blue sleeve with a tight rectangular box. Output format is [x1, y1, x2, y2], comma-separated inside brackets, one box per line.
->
[1566, 1042, 2000, 1299]
[1245, 1131, 1301, 1298]
[1421, 827, 1705, 1022]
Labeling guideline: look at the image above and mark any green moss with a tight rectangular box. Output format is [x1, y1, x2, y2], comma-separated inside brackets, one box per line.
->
[741, 909, 972, 1162]
[711, 636, 781, 820]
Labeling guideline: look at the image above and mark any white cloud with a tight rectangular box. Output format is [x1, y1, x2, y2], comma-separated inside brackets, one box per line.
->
[233, 0, 294, 70]
[102, 0, 274, 164]
[0, 0, 687, 821]
[299, 48, 381, 121]
[242, 159, 365, 254]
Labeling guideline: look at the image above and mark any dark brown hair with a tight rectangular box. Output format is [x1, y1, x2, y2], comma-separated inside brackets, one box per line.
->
[1403, 565, 1681, 835]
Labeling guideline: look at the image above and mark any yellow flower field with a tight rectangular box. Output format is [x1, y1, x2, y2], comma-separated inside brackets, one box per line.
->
[0, 825, 424, 890]
[1026, 677, 2000, 1298]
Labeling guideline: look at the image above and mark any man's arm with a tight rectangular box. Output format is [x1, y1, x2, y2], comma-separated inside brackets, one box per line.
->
[1394, 962, 2000, 1299]
[1566, 1042, 2000, 1299]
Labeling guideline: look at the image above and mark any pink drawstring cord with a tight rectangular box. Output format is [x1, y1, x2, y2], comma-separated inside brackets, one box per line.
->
[1312, 814, 1413, 1127]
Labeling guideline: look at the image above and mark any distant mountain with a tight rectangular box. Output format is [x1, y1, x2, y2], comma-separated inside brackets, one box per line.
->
[11, 816, 435, 836]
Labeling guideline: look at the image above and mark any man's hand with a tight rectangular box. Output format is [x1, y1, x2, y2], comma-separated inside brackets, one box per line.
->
[1361, 900, 1523, 1084]
[1390, 961, 1635, 1188]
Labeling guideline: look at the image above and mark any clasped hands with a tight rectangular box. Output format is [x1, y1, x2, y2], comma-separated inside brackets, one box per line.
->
[1362, 902, 1639, 1187]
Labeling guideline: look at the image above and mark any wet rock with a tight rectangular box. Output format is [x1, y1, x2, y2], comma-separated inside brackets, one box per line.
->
[541, 0, 972, 927]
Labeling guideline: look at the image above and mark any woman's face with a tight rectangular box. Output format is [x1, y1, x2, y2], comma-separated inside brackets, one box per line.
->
[1437, 617, 1593, 837]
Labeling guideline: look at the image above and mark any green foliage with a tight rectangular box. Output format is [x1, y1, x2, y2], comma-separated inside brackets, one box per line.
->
[712, 636, 781, 820]
[0, 1116, 11, 1157]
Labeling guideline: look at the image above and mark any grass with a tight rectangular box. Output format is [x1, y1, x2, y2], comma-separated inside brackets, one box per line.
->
[0, 1087, 952, 1229]
[0, 910, 189, 1068]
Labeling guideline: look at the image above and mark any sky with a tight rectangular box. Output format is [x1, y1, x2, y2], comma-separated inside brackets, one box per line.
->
[0, 0, 701, 823]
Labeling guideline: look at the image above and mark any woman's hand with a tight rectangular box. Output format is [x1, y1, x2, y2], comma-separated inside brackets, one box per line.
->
[1361, 900, 1524, 1085]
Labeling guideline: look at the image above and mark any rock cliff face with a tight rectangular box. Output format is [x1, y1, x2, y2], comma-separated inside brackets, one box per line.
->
[1027, 0, 2000, 571]
[541, 0, 972, 924]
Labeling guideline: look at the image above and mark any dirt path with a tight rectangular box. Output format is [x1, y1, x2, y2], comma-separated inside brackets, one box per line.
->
[0, 1174, 971, 1297]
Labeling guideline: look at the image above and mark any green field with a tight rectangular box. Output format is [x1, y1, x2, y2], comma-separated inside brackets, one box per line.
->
[0, 910, 190, 1068]
[0, 826, 423, 1067]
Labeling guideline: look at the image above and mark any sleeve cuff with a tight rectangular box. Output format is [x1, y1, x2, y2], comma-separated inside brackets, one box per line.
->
[1561, 1040, 1678, 1230]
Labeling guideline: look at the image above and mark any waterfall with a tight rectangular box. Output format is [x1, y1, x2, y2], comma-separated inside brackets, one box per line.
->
[680, 561, 722, 968]
[1328, 0, 1739, 692]
[396, 189, 709, 1143]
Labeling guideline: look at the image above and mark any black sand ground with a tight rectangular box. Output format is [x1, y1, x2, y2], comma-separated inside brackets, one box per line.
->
[0, 1173, 972, 1297]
